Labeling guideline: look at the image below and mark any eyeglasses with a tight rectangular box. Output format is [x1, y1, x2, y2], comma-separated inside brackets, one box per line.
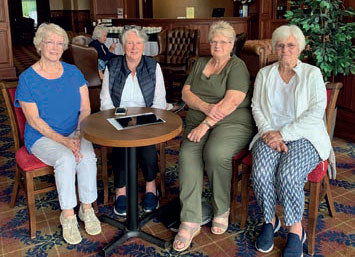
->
[125, 41, 144, 46]
[43, 41, 65, 48]
[276, 43, 297, 50]
[210, 40, 231, 46]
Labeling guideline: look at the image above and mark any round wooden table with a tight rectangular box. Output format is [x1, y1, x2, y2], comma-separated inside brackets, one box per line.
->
[81, 107, 182, 256]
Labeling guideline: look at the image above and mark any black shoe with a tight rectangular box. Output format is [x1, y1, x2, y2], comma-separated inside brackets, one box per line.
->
[143, 190, 159, 212]
[113, 195, 127, 217]
[282, 228, 306, 257]
[255, 215, 281, 253]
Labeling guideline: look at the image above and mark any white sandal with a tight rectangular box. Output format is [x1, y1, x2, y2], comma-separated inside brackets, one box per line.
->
[211, 209, 230, 235]
[173, 223, 200, 252]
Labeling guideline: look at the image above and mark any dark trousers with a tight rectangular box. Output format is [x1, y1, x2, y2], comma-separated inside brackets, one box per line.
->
[112, 145, 158, 189]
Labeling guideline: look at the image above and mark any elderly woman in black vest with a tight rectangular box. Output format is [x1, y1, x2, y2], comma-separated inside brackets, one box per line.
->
[100, 28, 167, 216]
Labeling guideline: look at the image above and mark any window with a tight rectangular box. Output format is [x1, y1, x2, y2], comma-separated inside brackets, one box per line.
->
[22, 0, 37, 26]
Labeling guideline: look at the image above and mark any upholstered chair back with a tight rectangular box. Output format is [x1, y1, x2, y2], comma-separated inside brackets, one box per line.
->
[70, 44, 102, 113]
[157, 28, 200, 67]
[239, 39, 278, 81]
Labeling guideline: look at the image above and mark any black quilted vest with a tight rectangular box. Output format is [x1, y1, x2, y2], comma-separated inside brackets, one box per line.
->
[107, 55, 157, 107]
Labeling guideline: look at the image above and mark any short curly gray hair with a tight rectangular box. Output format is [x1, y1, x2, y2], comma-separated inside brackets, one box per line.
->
[208, 21, 236, 43]
[33, 23, 68, 54]
[271, 25, 306, 53]
[120, 28, 147, 45]
[92, 25, 108, 40]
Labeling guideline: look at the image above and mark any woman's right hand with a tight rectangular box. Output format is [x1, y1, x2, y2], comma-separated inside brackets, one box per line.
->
[109, 42, 116, 51]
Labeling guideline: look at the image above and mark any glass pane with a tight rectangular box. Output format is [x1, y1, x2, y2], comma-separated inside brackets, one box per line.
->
[22, 0, 38, 26]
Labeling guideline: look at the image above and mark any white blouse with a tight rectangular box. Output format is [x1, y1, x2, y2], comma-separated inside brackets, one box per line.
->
[100, 63, 167, 111]
[269, 72, 296, 130]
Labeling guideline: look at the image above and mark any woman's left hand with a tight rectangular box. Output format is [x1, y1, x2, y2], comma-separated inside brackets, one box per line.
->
[187, 123, 209, 143]
[262, 131, 283, 146]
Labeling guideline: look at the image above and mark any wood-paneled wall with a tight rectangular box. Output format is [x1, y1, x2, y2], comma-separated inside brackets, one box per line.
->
[112, 17, 250, 56]
[0, 0, 16, 79]
[152, 0, 233, 19]
[50, 10, 90, 33]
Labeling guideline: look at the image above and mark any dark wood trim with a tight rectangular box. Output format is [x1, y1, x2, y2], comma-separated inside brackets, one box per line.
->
[111, 17, 251, 56]
[50, 10, 90, 33]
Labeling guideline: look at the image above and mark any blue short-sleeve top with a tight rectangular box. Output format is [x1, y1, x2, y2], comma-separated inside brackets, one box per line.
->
[15, 62, 87, 153]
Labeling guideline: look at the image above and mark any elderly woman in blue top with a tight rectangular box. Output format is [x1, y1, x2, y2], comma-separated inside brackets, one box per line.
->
[250, 25, 332, 257]
[15, 23, 101, 245]
[100, 28, 167, 216]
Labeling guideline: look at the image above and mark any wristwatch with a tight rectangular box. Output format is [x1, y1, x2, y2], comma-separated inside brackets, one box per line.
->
[202, 120, 213, 129]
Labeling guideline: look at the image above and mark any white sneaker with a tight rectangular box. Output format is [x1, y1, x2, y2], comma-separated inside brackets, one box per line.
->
[78, 205, 102, 235]
[60, 213, 82, 244]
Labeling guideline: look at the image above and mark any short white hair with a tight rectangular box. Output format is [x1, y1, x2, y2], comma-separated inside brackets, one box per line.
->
[33, 23, 68, 54]
[272, 25, 306, 53]
[92, 25, 108, 40]
[208, 21, 235, 43]
[120, 28, 147, 45]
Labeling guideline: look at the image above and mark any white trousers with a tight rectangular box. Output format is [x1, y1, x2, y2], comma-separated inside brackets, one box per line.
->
[31, 133, 98, 210]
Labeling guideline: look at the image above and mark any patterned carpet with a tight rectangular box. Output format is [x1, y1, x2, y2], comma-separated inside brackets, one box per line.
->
[0, 46, 354, 257]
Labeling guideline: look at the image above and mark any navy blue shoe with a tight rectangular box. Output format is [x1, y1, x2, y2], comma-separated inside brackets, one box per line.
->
[113, 195, 127, 217]
[255, 215, 281, 253]
[282, 228, 306, 257]
[143, 191, 159, 213]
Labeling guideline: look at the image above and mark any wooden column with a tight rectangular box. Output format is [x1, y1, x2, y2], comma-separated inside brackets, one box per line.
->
[0, 0, 16, 79]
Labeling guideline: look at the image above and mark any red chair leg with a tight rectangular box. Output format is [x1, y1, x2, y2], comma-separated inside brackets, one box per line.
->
[240, 164, 251, 229]
[25, 172, 37, 238]
[10, 166, 21, 208]
[308, 181, 321, 256]
[323, 175, 336, 217]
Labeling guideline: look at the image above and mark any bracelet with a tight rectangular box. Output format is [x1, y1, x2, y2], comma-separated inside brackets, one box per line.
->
[202, 120, 213, 129]
[75, 129, 81, 132]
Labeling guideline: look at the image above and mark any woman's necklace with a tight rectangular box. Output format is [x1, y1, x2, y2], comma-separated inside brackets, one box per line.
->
[211, 57, 230, 75]
[38, 60, 62, 75]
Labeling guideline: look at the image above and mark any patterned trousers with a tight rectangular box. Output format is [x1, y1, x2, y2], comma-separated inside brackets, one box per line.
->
[251, 138, 320, 226]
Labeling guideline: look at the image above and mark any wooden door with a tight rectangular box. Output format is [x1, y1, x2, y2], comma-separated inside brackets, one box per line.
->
[0, 0, 16, 79]
[143, 0, 153, 18]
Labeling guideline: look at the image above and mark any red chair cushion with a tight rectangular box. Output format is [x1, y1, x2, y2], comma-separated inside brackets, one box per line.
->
[9, 88, 26, 144]
[232, 148, 248, 161]
[308, 160, 328, 183]
[242, 152, 252, 166]
[16, 146, 49, 171]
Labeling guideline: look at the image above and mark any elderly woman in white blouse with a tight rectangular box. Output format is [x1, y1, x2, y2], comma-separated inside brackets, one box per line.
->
[250, 25, 331, 257]
[100, 28, 166, 217]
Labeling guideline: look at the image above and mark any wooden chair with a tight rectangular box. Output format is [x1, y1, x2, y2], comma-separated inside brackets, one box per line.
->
[230, 39, 273, 224]
[238, 82, 343, 256]
[1, 80, 56, 239]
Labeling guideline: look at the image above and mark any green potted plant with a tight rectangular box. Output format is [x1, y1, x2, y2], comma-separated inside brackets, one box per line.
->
[285, 0, 354, 81]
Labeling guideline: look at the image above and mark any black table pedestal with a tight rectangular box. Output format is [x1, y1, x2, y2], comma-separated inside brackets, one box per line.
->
[100, 147, 169, 256]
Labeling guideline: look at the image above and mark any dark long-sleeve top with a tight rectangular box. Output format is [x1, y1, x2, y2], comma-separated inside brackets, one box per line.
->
[89, 39, 116, 61]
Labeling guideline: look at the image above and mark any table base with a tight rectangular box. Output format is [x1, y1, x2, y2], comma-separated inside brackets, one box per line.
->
[100, 208, 170, 256]
[99, 147, 169, 256]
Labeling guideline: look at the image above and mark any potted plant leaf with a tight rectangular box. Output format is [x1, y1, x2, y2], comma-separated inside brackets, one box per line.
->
[285, 0, 354, 81]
